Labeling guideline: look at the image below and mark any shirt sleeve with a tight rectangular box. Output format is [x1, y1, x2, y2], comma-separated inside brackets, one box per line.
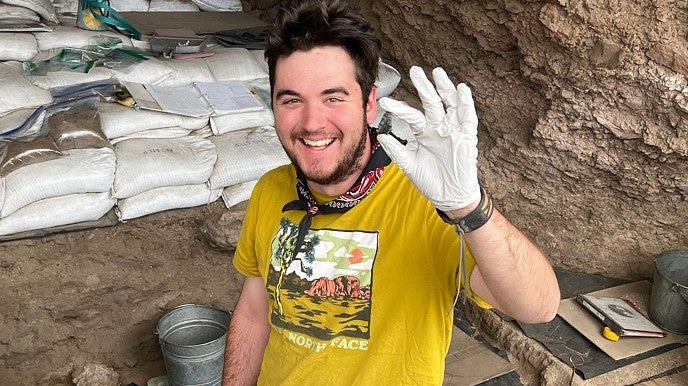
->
[232, 180, 263, 278]
[462, 246, 493, 309]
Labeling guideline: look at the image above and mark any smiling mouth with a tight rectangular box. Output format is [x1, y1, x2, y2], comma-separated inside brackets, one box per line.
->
[301, 138, 335, 148]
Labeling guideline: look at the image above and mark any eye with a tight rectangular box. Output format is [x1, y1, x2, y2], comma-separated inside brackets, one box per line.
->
[281, 98, 301, 105]
[326, 97, 344, 103]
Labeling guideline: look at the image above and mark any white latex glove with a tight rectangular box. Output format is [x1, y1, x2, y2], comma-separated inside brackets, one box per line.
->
[378, 66, 480, 212]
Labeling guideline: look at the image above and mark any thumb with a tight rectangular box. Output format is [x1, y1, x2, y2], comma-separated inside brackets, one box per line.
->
[378, 133, 415, 171]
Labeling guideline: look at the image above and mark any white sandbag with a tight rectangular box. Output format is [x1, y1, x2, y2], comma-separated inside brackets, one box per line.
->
[1, 147, 116, 217]
[192, 0, 241, 11]
[110, 57, 175, 85]
[153, 58, 215, 87]
[0, 192, 115, 236]
[209, 109, 274, 136]
[148, 0, 198, 11]
[376, 60, 401, 98]
[112, 136, 216, 199]
[221, 179, 257, 208]
[0, 5, 39, 21]
[34, 26, 133, 51]
[204, 47, 268, 82]
[116, 183, 221, 221]
[109, 127, 193, 145]
[0, 61, 53, 115]
[0, 33, 38, 62]
[208, 126, 289, 189]
[130, 38, 151, 52]
[1, 0, 58, 23]
[249, 49, 269, 74]
[98, 102, 208, 139]
[50, 0, 78, 14]
[189, 125, 213, 138]
[244, 77, 271, 106]
[110, 0, 149, 11]
[0, 177, 5, 214]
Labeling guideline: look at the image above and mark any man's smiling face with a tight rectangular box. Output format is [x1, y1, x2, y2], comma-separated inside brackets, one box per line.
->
[272, 45, 377, 196]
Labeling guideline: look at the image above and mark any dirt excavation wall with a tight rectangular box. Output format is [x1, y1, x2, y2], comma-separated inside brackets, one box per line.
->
[249, 0, 688, 280]
[0, 2, 685, 385]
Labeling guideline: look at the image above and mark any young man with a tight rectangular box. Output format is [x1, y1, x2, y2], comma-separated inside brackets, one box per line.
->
[223, 1, 560, 384]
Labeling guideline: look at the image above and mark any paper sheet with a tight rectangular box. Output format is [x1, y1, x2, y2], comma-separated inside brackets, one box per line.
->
[195, 81, 264, 115]
[144, 84, 210, 117]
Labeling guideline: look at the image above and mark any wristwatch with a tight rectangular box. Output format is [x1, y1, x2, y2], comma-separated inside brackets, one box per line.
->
[437, 187, 494, 234]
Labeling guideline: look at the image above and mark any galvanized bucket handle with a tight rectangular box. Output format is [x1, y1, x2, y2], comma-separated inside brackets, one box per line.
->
[673, 283, 688, 304]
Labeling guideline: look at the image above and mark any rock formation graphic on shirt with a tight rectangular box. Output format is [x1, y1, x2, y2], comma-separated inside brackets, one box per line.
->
[268, 218, 377, 343]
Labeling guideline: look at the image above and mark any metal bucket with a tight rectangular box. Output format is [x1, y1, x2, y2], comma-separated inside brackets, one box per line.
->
[649, 251, 688, 334]
[157, 304, 232, 386]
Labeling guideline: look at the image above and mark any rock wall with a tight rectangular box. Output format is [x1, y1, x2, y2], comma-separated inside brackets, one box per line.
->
[245, 0, 688, 280]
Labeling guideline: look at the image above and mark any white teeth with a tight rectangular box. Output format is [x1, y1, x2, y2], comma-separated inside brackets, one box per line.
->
[303, 138, 334, 147]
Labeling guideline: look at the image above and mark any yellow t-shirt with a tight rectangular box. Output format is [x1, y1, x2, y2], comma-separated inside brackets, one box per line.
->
[233, 163, 486, 385]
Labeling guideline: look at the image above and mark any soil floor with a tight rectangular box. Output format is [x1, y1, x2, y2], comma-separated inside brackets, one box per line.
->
[0, 201, 244, 386]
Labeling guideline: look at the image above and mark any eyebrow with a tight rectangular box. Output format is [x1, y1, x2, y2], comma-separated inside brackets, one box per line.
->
[275, 89, 300, 99]
[322, 87, 350, 96]
[274, 87, 350, 100]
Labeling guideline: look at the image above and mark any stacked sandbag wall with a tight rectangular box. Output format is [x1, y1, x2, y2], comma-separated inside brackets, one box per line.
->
[0, 0, 401, 237]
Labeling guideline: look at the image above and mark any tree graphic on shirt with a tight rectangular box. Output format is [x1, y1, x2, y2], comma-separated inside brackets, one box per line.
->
[273, 218, 320, 315]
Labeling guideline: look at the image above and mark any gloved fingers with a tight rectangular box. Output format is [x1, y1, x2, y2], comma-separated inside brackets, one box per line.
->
[456, 83, 478, 137]
[378, 133, 416, 171]
[432, 67, 458, 108]
[409, 66, 445, 127]
[432, 67, 460, 136]
[379, 97, 427, 135]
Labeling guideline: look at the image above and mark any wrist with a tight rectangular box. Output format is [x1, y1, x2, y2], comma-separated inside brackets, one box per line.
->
[437, 187, 494, 233]
[444, 201, 480, 221]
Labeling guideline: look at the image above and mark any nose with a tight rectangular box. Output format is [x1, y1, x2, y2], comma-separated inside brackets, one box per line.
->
[301, 102, 327, 131]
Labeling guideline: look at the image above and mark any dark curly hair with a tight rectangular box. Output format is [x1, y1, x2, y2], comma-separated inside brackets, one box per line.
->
[265, 0, 381, 105]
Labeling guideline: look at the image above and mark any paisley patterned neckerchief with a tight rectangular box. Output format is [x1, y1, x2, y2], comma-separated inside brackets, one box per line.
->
[281, 127, 391, 260]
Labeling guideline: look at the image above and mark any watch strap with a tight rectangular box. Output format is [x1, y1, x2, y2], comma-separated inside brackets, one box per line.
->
[437, 187, 494, 234]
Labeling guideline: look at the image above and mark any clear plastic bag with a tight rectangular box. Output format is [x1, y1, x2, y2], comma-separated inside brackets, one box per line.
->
[23, 35, 150, 76]
[48, 98, 111, 151]
[1, 80, 119, 142]
[0, 134, 63, 177]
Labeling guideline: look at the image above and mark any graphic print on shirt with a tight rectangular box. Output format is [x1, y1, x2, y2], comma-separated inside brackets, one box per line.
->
[268, 218, 377, 345]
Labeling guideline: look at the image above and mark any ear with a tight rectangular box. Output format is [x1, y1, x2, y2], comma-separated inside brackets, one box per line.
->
[365, 85, 378, 125]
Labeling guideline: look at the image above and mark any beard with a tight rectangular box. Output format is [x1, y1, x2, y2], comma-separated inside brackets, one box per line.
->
[285, 121, 369, 187]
